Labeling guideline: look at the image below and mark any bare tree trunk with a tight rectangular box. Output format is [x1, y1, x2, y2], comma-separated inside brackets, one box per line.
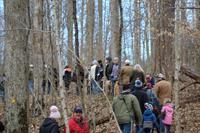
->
[4, 0, 29, 132]
[118, 0, 123, 65]
[110, 0, 120, 58]
[133, 0, 141, 64]
[67, 0, 73, 65]
[86, 0, 95, 64]
[97, 0, 104, 60]
[174, 1, 181, 132]
[54, 0, 69, 132]
[32, 0, 44, 114]
[80, 0, 85, 60]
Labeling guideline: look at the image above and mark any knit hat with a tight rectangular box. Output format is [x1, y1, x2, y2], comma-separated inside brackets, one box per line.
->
[74, 106, 83, 113]
[144, 103, 153, 111]
[135, 79, 143, 88]
[49, 105, 61, 119]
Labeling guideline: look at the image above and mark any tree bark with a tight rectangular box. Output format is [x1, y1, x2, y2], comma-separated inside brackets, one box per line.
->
[66, 0, 73, 65]
[174, 1, 181, 132]
[118, 0, 123, 65]
[133, 0, 141, 64]
[4, 0, 29, 132]
[110, 0, 120, 58]
[86, 0, 95, 64]
[54, 0, 69, 132]
[97, 0, 104, 60]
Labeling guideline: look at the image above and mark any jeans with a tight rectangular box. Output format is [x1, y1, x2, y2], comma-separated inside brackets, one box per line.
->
[91, 79, 101, 94]
[119, 123, 131, 133]
[159, 115, 164, 132]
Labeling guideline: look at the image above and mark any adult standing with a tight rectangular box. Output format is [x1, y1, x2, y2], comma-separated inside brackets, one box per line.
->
[112, 86, 142, 133]
[153, 73, 172, 105]
[131, 64, 145, 84]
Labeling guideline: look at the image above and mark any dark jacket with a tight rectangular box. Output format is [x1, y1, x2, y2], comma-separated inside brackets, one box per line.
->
[105, 63, 113, 80]
[131, 70, 145, 84]
[39, 118, 60, 133]
[132, 88, 149, 114]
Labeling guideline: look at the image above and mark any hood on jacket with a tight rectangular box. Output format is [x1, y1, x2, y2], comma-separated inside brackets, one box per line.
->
[118, 90, 131, 100]
[143, 109, 153, 116]
[41, 118, 57, 128]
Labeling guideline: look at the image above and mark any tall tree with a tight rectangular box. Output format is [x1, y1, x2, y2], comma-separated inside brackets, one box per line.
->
[159, 0, 175, 80]
[66, 0, 73, 65]
[32, 0, 44, 113]
[86, 0, 95, 64]
[4, 0, 29, 132]
[133, 0, 141, 64]
[118, 0, 123, 65]
[97, 0, 104, 60]
[54, 0, 69, 132]
[174, 1, 181, 132]
[110, 0, 120, 58]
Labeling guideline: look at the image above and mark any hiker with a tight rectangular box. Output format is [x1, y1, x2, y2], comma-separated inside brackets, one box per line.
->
[118, 59, 134, 95]
[132, 79, 149, 114]
[131, 64, 145, 84]
[144, 82, 160, 116]
[154, 73, 172, 106]
[90, 60, 101, 94]
[111, 57, 120, 96]
[161, 98, 174, 133]
[143, 103, 159, 133]
[39, 105, 61, 133]
[64, 106, 89, 133]
[97, 60, 104, 88]
[105, 57, 113, 95]
[63, 65, 72, 89]
[112, 85, 142, 133]
[145, 74, 155, 88]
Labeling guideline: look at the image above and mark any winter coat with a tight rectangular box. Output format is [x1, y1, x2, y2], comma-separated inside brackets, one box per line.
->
[143, 109, 157, 122]
[161, 103, 173, 125]
[90, 65, 99, 81]
[131, 70, 145, 84]
[145, 89, 160, 109]
[64, 117, 89, 133]
[143, 109, 159, 129]
[39, 118, 60, 133]
[111, 64, 120, 81]
[153, 80, 172, 105]
[63, 67, 72, 88]
[105, 63, 113, 80]
[119, 65, 134, 85]
[112, 90, 142, 125]
[132, 88, 149, 114]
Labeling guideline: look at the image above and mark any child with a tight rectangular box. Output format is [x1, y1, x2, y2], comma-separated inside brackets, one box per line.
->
[143, 103, 159, 133]
[161, 98, 173, 133]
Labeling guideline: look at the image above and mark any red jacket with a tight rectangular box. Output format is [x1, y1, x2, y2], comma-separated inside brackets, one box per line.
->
[64, 117, 89, 133]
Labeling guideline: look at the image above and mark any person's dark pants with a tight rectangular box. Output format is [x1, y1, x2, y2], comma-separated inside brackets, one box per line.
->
[119, 123, 131, 133]
[143, 128, 152, 133]
[164, 124, 171, 133]
[111, 79, 117, 96]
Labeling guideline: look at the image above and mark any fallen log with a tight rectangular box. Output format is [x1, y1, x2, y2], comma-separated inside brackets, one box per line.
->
[180, 65, 200, 81]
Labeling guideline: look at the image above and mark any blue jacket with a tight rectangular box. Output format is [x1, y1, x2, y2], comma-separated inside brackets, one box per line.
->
[143, 109, 159, 129]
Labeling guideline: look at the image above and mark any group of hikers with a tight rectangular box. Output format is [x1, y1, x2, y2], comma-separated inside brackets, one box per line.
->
[40, 56, 174, 133]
